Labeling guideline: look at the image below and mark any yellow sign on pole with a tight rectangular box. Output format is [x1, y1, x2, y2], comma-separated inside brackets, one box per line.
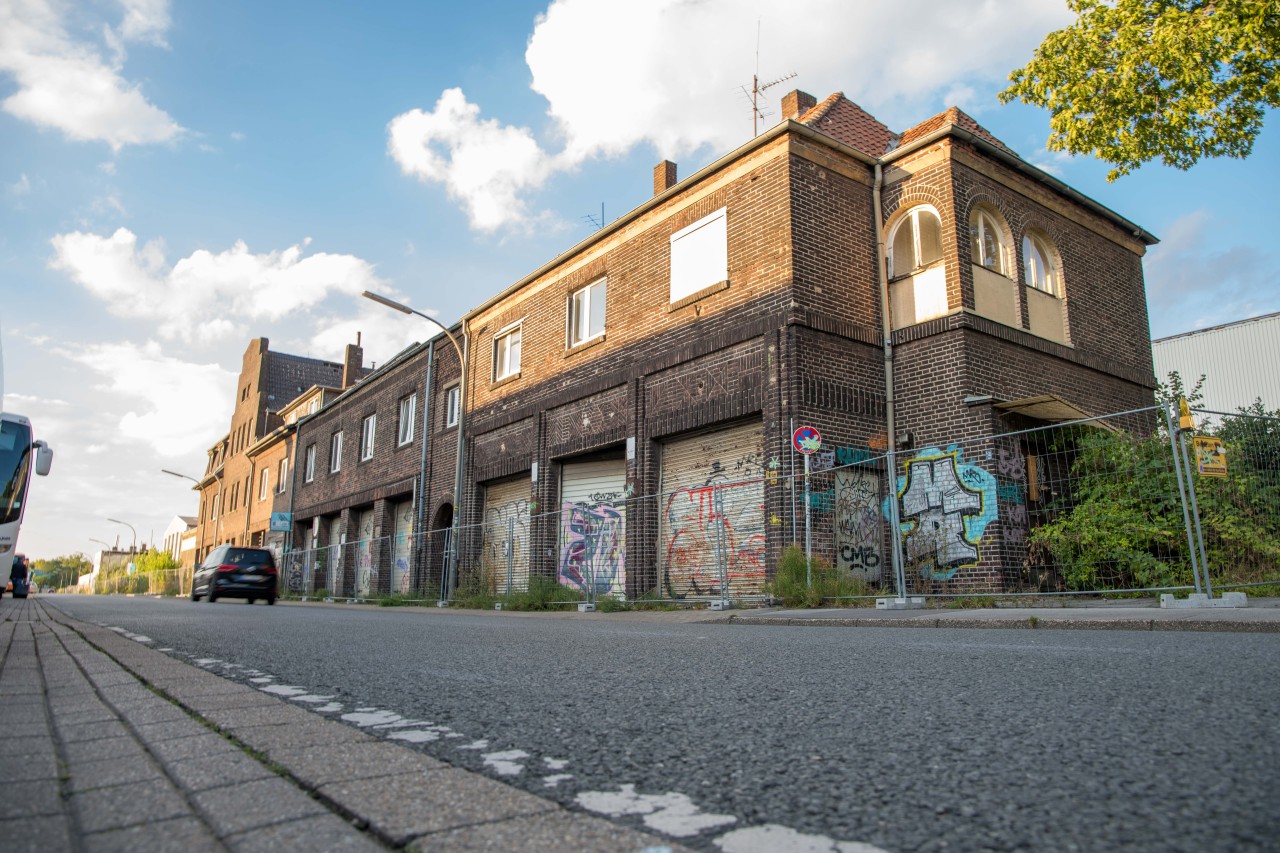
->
[1192, 436, 1227, 478]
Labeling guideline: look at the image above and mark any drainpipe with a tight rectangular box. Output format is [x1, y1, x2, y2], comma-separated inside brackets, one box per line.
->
[873, 163, 908, 600]
[445, 330, 469, 598]
[416, 340, 435, 585]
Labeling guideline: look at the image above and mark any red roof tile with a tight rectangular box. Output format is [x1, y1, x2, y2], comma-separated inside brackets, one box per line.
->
[797, 93, 897, 157]
[896, 106, 1016, 155]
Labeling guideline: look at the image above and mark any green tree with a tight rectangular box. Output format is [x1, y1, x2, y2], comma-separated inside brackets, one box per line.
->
[1001, 0, 1280, 180]
[31, 553, 92, 588]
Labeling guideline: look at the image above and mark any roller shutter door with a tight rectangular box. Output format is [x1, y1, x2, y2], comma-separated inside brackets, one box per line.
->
[326, 517, 343, 596]
[483, 477, 531, 593]
[354, 508, 374, 597]
[391, 499, 414, 595]
[659, 421, 766, 598]
[558, 459, 626, 598]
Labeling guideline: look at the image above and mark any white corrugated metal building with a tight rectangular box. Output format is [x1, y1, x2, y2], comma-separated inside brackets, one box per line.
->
[1152, 311, 1280, 414]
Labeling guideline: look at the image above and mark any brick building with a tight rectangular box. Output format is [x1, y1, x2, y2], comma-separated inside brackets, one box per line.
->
[193, 338, 365, 563]
[288, 334, 462, 598]
[284, 89, 1158, 599]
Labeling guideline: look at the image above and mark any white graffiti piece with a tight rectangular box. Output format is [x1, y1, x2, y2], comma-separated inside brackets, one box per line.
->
[898, 449, 995, 579]
[577, 785, 738, 837]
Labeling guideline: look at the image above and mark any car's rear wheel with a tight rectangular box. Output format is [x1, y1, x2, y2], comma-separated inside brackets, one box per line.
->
[266, 595, 276, 605]
[207, 588, 217, 603]
[247, 597, 255, 605]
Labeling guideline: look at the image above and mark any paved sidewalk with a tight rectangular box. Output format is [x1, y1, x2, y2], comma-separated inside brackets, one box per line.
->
[720, 596, 1280, 632]
[0, 597, 683, 852]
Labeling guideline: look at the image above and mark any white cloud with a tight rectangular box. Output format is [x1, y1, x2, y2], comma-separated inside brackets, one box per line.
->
[58, 340, 235, 457]
[9, 173, 30, 195]
[1144, 210, 1279, 337]
[0, 0, 181, 149]
[388, 88, 559, 232]
[303, 306, 427, 371]
[49, 228, 385, 344]
[390, 0, 1072, 231]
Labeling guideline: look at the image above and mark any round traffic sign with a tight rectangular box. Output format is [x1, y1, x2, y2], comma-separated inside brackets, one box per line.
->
[792, 425, 822, 454]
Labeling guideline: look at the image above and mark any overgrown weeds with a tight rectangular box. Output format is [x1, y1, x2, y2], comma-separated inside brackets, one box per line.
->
[764, 544, 872, 607]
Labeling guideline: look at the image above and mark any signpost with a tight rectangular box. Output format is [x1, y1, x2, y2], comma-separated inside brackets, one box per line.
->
[792, 426, 821, 585]
[1192, 436, 1227, 478]
[269, 512, 292, 532]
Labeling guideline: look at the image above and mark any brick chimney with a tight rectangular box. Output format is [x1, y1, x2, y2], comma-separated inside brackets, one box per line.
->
[653, 160, 677, 197]
[342, 333, 363, 389]
[782, 89, 817, 121]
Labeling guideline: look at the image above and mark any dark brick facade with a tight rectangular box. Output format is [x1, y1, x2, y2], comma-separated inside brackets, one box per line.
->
[279, 93, 1158, 598]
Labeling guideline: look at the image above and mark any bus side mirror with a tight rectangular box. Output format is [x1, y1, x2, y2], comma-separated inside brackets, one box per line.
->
[34, 442, 53, 476]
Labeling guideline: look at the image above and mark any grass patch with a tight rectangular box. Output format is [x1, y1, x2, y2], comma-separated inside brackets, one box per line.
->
[453, 572, 582, 611]
[946, 595, 997, 609]
[764, 544, 872, 608]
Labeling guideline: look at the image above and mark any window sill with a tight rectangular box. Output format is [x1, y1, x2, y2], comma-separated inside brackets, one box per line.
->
[490, 372, 521, 390]
[668, 279, 729, 312]
[564, 333, 605, 358]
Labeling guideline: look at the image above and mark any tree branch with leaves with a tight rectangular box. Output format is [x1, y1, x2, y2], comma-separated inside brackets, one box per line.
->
[1001, 0, 1280, 180]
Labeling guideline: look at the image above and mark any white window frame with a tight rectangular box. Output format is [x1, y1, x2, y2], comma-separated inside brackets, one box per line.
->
[567, 277, 607, 347]
[1023, 233, 1059, 296]
[888, 205, 944, 279]
[493, 322, 522, 381]
[259, 468, 269, 501]
[308, 399, 319, 414]
[669, 207, 728, 303]
[304, 445, 316, 483]
[970, 208, 1009, 275]
[330, 431, 343, 473]
[398, 395, 416, 446]
[445, 385, 460, 428]
[361, 414, 376, 460]
[277, 458, 289, 493]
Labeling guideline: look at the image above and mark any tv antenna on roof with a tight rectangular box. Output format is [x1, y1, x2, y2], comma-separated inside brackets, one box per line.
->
[738, 20, 796, 137]
[582, 202, 606, 231]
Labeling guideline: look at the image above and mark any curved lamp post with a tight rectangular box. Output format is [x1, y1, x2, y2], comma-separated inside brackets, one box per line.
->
[362, 290, 468, 604]
[106, 517, 136, 552]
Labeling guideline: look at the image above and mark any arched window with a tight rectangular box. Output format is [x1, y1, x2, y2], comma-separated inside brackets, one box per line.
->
[1022, 233, 1058, 295]
[969, 208, 1008, 275]
[889, 206, 943, 279]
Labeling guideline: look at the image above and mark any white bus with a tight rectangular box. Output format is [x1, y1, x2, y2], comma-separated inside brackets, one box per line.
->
[1, 412, 53, 566]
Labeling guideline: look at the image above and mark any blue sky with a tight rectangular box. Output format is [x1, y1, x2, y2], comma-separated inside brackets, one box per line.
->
[2, 0, 1276, 560]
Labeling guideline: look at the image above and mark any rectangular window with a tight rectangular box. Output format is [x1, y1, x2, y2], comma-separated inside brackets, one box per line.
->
[493, 323, 522, 381]
[568, 278, 607, 347]
[259, 468, 269, 501]
[670, 207, 727, 303]
[398, 395, 416, 446]
[330, 431, 343, 473]
[445, 385, 460, 428]
[277, 458, 289, 493]
[361, 414, 376, 460]
[304, 445, 316, 482]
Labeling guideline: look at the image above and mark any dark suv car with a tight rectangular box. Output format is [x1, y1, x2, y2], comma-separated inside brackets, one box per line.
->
[192, 546, 278, 604]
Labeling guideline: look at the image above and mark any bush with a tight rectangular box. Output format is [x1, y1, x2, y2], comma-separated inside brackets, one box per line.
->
[765, 544, 871, 607]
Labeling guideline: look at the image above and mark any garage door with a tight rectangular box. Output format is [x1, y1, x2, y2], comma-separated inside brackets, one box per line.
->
[483, 477, 531, 594]
[326, 516, 343, 596]
[659, 421, 766, 598]
[354, 508, 374, 597]
[391, 499, 414, 595]
[558, 459, 626, 599]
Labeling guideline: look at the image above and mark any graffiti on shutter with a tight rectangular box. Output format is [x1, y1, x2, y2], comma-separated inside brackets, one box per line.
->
[327, 516, 343, 595]
[483, 477, 531, 593]
[392, 499, 413, 595]
[355, 509, 374, 597]
[834, 467, 883, 582]
[659, 421, 766, 598]
[559, 459, 626, 598]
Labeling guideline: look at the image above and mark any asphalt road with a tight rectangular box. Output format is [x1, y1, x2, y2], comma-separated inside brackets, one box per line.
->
[45, 595, 1280, 852]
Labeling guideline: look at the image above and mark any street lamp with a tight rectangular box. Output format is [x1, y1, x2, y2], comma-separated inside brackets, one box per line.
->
[106, 517, 136, 552]
[89, 538, 111, 550]
[160, 468, 200, 484]
[362, 290, 468, 603]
